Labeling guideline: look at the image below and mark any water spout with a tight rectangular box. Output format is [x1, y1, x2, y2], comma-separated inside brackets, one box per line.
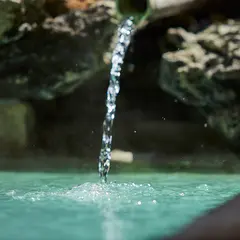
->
[98, 17, 135, 183]
[98, 0, 206, 183]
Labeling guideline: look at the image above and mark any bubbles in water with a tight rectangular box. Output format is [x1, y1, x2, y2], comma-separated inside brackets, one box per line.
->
[197, 184, 209, 191]
[6, 190, 16, 196]
[67, 182, 157, 208]
[5, 181, 158, 210]
[98, 17, 135, 182]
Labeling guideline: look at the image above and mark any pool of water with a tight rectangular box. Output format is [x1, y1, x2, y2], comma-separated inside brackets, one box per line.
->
[1, 172, 240, 240]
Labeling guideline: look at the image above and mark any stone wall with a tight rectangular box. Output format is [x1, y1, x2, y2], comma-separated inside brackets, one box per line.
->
[0, 0, 239, 172]
[160, 19, 240, 146]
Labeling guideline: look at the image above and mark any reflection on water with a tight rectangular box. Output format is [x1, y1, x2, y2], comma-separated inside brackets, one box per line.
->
[102, 208, 123, 240]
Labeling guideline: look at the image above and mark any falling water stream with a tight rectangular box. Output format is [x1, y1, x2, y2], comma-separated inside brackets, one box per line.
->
[98, 17, 136, 182]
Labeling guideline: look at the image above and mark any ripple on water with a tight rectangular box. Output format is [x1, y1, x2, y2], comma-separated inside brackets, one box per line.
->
[5, 182, 158, 209]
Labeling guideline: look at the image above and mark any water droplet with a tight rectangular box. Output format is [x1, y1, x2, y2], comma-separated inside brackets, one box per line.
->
[128, 64, 135, 72]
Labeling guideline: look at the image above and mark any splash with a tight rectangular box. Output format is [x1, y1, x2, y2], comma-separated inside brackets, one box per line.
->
[98, 17, 135, 182]
[5, 181, 157, 206]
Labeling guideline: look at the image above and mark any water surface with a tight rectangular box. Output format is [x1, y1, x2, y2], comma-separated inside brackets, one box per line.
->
[1, 172, 240, 240]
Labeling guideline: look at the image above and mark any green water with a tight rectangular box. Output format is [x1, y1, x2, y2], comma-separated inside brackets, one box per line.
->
[1, 172, 240, 240]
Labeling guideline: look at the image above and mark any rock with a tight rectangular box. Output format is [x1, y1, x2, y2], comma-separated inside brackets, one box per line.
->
[0, 100, 34, 155]
[0, 0, 239, 169]
[0, 0, 22, 39]
[160, 194, 240, 240]
[0, 0, 47, 43]
[0, 0, 116, 99]
[159, 19, 240, 144]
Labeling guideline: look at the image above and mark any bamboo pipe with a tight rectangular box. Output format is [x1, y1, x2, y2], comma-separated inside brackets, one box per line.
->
[116, 0, 207, 21]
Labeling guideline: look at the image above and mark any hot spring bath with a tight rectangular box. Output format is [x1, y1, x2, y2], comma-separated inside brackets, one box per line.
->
[1, 172, 240, 240]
